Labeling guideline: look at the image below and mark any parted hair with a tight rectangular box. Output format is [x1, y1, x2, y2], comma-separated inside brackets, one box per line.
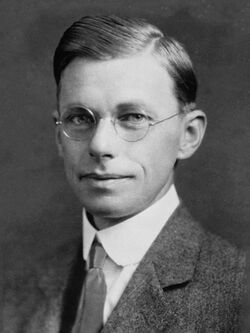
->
[53, 15, 197, 108]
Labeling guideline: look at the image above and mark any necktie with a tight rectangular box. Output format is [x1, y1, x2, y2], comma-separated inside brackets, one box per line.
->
[73, 240, 107, 333]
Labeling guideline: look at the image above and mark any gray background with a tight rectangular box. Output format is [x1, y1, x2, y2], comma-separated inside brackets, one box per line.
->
[1, 0, 249, 328]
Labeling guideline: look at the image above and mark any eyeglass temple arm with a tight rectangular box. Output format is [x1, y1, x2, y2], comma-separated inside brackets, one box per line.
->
[149, 112, 179, 127]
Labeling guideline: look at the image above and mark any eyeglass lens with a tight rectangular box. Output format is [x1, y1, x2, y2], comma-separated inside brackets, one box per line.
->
[61, 107, 149, 142]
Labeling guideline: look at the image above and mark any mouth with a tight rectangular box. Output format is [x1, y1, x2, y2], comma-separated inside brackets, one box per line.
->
[80, 173, 132, 181]
[79, 172, 132, 190]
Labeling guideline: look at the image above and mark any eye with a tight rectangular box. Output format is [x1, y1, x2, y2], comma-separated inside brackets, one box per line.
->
[63, 109, 95, 126]
[69, 114, 91, 125]
[119, 113, 148, 124]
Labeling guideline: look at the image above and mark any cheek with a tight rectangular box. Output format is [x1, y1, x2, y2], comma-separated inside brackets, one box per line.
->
[131, 131, 180, 178]
[61, 139, 86, 174]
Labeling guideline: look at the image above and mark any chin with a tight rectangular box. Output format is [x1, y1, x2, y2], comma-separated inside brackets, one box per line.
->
[83, 201, 123, 217]
[79, 196, 135, 220]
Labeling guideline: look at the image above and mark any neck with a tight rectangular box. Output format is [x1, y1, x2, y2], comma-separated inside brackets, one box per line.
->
[90, 213, 135, 230]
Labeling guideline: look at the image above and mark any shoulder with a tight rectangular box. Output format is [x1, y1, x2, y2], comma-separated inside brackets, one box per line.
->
[176, 205, 246, 329]
[168, 203, 246, 303]
[197, 225, 245, 284]
[175, 203, 246, 279]
[3, 237, 81, 332]
[5, 236, 81, 295]
[186, 210, 245, 313]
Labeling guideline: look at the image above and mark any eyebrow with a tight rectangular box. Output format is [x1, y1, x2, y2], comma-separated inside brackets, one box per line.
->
[116, 102, 150, 112]
[61, 101, 153, 115]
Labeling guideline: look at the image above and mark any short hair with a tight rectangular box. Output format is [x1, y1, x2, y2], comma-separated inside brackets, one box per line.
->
[53, 15, 197, 109]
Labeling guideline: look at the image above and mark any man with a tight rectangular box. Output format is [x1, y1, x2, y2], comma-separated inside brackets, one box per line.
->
[4, 15, 245, 332]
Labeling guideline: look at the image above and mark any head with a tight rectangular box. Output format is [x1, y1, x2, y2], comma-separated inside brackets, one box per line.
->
[53, 15, 206, 229]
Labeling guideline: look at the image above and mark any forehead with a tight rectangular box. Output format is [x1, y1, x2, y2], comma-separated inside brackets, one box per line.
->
[59, 53, 178, 114]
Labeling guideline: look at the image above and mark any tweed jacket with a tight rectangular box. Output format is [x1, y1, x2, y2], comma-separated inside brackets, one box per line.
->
[3, 205, 245, 333]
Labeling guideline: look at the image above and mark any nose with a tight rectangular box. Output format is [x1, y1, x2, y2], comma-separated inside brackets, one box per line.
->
[88, 118, 120, 160]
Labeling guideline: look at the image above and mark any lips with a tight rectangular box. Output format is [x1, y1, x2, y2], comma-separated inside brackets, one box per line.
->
[79, 172, 133, 181]
[79, 172, 133, 190]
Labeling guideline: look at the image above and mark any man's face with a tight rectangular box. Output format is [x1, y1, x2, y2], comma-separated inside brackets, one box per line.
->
[57, 52, 186, 227]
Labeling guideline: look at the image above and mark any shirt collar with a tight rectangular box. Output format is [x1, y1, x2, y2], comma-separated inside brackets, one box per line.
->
[83, 184, 180, 266]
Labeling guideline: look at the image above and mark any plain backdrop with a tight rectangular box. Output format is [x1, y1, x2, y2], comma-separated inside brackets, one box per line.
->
[0, 0, 249, 329]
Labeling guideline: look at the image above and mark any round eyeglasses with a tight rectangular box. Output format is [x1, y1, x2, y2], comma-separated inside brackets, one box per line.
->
[55, 107, 180, 142]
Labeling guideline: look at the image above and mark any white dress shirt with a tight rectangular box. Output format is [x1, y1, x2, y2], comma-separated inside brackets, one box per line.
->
[82, 184, 180, 324]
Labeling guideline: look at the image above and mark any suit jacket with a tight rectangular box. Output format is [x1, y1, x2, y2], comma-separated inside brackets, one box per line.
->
[2, 205, 245, 333]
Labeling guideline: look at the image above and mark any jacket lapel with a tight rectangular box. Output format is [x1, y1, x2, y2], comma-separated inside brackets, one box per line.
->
[102, 204, 203, 332]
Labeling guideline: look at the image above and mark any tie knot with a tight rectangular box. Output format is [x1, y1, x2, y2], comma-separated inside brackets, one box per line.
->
[89, 240, 106, 269]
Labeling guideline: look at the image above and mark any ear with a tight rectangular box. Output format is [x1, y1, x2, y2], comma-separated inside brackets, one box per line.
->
[52, 109, 64, 158]
[177, 110, 207, 160]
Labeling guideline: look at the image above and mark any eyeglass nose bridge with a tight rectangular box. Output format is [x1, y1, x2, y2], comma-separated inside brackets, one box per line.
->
[92, 117, 118, 137]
